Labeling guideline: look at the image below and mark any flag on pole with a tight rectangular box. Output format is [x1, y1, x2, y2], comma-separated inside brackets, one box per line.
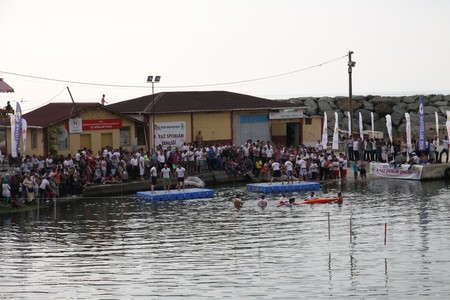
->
[10, 114, 17, 158]
[347, 111, 351, 136]
[332, 112, 339, 150]
[418, 95, 426, 151]
[385, 114, 393, 144]
[22, 118, 27, 157]
[359, 112, 363, 140]
[446, 111, 450, 138]
[14, 102, 22, 157]
[321, 112, 328, 148]
[435, 111, 439, 146]
[405, 112, 412, 153]
[371, 112, 375, 139]
[386, 114, 394, 154]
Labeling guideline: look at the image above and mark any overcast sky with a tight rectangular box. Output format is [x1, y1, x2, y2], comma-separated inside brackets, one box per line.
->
[1, 0, 449, 113]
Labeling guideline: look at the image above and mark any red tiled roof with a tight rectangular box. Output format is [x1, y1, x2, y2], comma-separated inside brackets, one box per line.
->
[0, 78, 14, 93]
[23, 102, 146, 127]
[108, 91, 304, 114]
[23, 103, 98, 127]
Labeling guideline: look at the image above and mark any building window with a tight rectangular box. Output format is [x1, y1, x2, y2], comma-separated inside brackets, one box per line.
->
[31, 128, 38, 149]
[305, 118, 312, 125]
[120, 127, 131, 146]
[136, 125, 146, 146]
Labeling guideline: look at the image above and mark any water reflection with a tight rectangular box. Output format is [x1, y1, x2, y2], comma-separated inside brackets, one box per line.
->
[0, 179, 450, 299]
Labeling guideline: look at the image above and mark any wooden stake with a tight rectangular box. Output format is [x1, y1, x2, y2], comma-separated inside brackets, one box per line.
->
[350, 216, 352, 243]
[327, 212, 331, 240]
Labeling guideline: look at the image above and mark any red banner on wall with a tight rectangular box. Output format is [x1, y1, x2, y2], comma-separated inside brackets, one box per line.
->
[82, 119, 122, 130]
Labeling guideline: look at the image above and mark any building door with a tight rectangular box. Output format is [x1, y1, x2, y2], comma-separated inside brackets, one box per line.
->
[101, 133, 113, 149]
[80, 134, 91, 150]
[237, 114, 270, 145]
[286, 122, 300, 146]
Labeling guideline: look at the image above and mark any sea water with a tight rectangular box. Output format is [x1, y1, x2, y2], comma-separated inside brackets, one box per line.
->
[0, 178, 449, 299]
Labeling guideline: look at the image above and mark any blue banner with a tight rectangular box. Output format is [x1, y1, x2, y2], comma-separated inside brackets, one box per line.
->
[418, 95, 426, 151]
[14, 102, 22, 157]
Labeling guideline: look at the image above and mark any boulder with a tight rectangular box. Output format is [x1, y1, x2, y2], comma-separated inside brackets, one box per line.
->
[391, 112, 403, 126]
[339, 98, 362, 111]
[423, 106, 440, 114]
[444, 95, 450, 102]
[430, 94, 444, 102]
[318, 101, 332, 112]
[392, 103, 407, 114]
[406, 103, 418, 112]
[326, 110, 344, 125]
[374, 118, 387, 134]
[434, 100, 448, 106]
[397, 123, 419, 136]
[402, 95, 419, 104]
[420, 96, 430, 106]
[287, 97, 306, 105]
[439, 106, 450, 114]
[304, 97, 318, 107]
[304, 107, 318, 116]
[355, 109, 379, 123]
[370, 96, 398, 105]
[362, 100, 374, 111]
[319, 97, 337, 108]
[374, 102, 393, 115]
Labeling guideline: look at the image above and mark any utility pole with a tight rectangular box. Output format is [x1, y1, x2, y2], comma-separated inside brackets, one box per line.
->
[348, 51, 356, 135]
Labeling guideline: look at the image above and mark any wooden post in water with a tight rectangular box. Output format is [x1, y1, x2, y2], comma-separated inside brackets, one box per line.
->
[327, 212, 331, 240]
[54, 198, 57, 220]
[384, 223, 387, 245]
[350, 216, 352, 243]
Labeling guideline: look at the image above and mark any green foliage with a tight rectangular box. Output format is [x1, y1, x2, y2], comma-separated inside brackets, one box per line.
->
[47, 125, 58, 157]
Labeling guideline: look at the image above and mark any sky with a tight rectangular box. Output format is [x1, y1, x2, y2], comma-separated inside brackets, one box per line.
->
[1, 0, 450, 113]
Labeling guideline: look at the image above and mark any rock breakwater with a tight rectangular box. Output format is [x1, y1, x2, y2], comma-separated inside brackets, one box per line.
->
[286, 95, 450, 139]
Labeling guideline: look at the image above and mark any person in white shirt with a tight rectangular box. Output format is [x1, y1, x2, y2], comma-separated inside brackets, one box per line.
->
[269, 161, 282, 184]
[150, 164, 158, 193]
[284, 159, 294, 184]
[160, 164, 172, 192]
[175, 165, 187, 192]
[298, 156, 307, 182]
[305, 191, 318, 201]
[130, 154, 139, 181]
[315, 140, 323, 152]
[340, 156, 348, 179]
[439, 136, 449, 163]
[139, 154, 145, 180]
[309, 160, 319, 180]
[277, 193, 289, 206]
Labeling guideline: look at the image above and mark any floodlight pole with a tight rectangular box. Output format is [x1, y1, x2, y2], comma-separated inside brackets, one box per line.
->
[147, 76, 161, 150]
[348, 51, 355, 136]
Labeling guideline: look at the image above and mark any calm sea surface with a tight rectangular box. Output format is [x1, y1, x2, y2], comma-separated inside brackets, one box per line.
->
[1, 178, 449, 299]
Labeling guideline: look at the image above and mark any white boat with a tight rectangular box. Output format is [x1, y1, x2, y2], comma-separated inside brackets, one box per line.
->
[184, 176, 206, 188]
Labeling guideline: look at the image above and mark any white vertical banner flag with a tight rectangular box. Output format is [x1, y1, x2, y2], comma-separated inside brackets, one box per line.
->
[359, 112, 364, 140]
[446, 111, 450, 138]
[22, 118, 27, 156]
[332, 112, 339, 149]
[435, 111, 439, 146]
[347, 111, 351, 136]
[10, 114, 17, 158]
[405, 112, 412, 152]
[385, 114, 393, 144]
[371, 112, 375, 138]
[321, 112, 328, 148]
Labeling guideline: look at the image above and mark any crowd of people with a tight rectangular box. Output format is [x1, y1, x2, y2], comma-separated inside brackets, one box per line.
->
[1, 133, 449, 208]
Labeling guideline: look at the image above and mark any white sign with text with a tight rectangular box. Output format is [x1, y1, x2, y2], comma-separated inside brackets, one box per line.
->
[155, 122, 186, 149]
